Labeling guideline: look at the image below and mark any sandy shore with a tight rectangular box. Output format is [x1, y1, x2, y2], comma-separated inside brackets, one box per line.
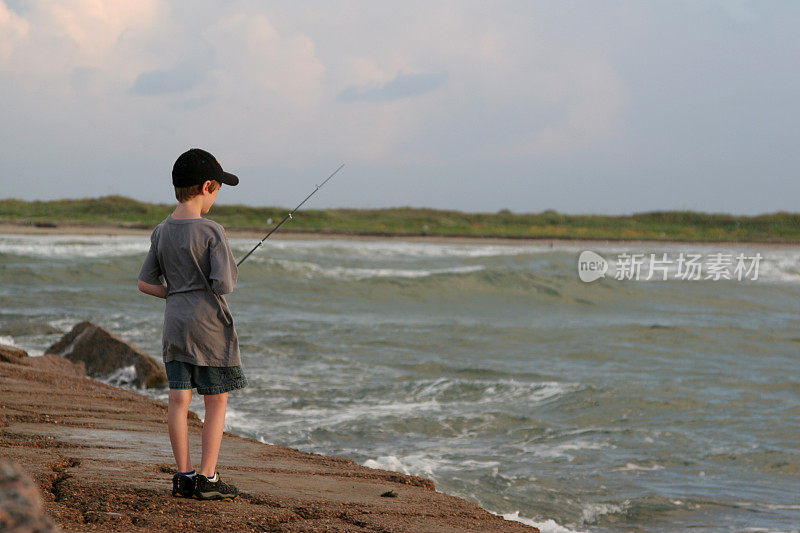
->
[0, 355, 536, 532]
[0, 221, 544, 245]
[1, 221, 797, 248]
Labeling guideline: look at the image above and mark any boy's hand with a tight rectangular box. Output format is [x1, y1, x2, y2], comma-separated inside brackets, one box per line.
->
[138, 279, 167, 299]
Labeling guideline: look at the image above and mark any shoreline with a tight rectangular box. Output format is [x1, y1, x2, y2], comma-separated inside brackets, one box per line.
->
[0, 352, 537, 532]
[1, 221, 798, 248]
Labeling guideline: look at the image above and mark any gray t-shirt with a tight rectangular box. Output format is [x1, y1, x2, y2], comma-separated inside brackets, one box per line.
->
[138, 216, 241, 367]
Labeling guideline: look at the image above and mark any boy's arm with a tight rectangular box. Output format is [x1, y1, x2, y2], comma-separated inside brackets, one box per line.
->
[138, 226, 166, 298]
[138, 279, 167, 299]
[209, 228, 238, 295]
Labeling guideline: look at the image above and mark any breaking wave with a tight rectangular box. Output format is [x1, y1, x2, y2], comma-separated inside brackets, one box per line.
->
[265, 258, 485, 280]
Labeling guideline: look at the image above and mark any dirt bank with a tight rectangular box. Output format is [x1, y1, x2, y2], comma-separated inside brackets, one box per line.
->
[3, 221, 797, 249]
[0, 357, 536, 532]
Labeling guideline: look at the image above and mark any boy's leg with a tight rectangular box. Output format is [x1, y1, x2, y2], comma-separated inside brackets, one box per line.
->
[168, 389, 194, 473]
[198, 392, 228, 477]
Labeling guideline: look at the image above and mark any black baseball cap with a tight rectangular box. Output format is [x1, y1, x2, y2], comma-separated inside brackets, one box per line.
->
[172, 148, 239, 188]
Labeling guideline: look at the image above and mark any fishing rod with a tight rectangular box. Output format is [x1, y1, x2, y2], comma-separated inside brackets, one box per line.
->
[236, 163, 344, 267]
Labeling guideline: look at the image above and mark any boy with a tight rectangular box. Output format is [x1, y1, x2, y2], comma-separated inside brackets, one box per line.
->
[138, 148, 246, 500]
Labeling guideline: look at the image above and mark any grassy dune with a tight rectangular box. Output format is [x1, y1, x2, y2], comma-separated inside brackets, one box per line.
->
[1, 195, 800, 242]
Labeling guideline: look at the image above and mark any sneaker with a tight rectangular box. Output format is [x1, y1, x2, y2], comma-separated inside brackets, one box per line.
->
[193, 473, 239, 501]
[172, 473, 196, 498]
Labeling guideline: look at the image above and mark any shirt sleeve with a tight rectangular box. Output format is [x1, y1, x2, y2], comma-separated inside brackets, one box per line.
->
[209, 229, 238, 295]
[138, 229, 164, 285]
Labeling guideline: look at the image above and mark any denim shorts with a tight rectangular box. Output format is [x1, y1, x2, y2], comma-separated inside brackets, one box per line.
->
[165, 360, 247, 395]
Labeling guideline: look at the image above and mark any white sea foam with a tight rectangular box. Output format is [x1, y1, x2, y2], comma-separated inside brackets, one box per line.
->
[267, 378, 576, 432]
[740, 529, 795, 533]
[362, 453, 439, 478]
[731, 500, 800, 515]
[585, 246, 800, 285]
[0, 234, 148, 259]
[8, 233, 800, 287]
[223, 405, 274, 436]
[102, 365, 138, 387]
[757, 252, 800, 283]
[482, 380, 577, 404]
[263, 258, 484, 280]
[278, 399, 442, 427]
[412, 377, 577, 405]
[0, 336, 43, 356]
[0, 335, 17, 347]
[522, 439, 614, 462]
[616, 462, 665, 471]
[581, 501, 628, 524]
[47, 318, 79, 334]
[231, 238, 544, 260]
[0, 233, 528, 261]
[493, 512, 586, 533]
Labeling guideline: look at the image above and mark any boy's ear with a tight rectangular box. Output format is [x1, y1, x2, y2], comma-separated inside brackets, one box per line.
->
[202, 180, 214, 194]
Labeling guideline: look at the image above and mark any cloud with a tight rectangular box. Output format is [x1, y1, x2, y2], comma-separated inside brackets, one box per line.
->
[69, 65, 99, 93]
[11, 2, 796, 214]
[202, 12, 325, 109]
[487, 52, 626, 158]
[338, 70, 449, 102]
[0, 1, 29, 60]
[0, 0, 163, 92]
[679, 0, 754, 22]
[129, 63, 205, 96]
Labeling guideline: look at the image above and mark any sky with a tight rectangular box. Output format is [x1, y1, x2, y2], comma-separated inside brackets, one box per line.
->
[0, 0, 798, 215]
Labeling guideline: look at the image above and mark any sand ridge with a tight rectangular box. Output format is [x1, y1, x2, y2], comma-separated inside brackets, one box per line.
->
[0, 358, 536, 532]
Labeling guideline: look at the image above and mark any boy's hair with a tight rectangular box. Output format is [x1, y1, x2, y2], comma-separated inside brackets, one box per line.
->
[175, 180, 220, 203]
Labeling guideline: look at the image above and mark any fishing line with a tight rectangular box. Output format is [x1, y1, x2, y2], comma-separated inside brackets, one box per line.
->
[236, 164, 344, 266]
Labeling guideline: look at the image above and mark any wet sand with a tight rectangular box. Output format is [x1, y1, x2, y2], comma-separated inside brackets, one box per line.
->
[0, 356, 536, 532]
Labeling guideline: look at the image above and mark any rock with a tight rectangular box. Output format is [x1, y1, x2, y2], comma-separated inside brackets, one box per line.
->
[0, 345, 85, 377]
[0, 460, 58, 532]
[0, 344, 27, 364]
[45, 322, 166, 388]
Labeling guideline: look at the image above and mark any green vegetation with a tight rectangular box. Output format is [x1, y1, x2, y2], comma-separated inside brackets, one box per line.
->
[1, 196, 800, 242]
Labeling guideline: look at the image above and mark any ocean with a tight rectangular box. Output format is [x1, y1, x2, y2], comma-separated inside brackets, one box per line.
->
[0, 233, 798, 532]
